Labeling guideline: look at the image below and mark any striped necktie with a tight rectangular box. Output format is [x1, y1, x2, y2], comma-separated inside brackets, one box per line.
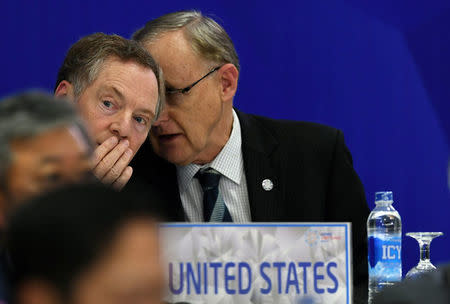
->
[195, 168, 232, 222]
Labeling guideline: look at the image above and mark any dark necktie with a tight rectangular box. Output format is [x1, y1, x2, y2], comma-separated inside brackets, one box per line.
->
[195, 168, 232, 222]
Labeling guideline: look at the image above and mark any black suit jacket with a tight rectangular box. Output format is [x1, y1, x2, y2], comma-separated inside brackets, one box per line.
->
[131, 109, 370, 303]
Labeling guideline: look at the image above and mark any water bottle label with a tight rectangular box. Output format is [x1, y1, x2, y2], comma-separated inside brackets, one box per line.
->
[368, 235, 401, 281]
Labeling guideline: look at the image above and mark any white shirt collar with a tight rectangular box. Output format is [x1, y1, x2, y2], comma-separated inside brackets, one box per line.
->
[177, 110, 243, 191]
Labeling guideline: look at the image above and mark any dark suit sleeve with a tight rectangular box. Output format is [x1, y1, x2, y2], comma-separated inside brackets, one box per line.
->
[325, 130, 370, 304]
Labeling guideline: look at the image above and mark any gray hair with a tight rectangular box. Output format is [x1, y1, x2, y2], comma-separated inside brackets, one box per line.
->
[55, 33, 164, 123]
[0, 91, 92, 188]
[132, 10, 240, 72]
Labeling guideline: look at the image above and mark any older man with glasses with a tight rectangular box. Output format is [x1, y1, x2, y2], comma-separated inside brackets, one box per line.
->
[130, 10, 370, 303]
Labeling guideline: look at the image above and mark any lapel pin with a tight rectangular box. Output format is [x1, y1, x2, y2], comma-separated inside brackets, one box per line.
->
[262, 179, 274, 191]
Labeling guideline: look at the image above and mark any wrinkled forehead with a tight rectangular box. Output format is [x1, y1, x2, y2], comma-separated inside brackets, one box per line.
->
[93, 55, 148, 80]
[82, 55, 155, 91]
[145, 31, 210, 80]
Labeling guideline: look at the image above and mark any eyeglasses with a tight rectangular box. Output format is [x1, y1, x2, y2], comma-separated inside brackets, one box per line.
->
[166, 66, 222, 95]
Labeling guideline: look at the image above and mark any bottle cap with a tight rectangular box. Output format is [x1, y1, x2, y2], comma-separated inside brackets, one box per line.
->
[375, 191, 393, 202]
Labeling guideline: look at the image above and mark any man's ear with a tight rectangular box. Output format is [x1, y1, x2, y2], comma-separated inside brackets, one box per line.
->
[219, 63, 239, 102]
[15, 280, 62, 304]
[54, 80, 75, 102]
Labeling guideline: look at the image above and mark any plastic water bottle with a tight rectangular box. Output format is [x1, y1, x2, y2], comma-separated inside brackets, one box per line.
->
[367, 191, 402, 303]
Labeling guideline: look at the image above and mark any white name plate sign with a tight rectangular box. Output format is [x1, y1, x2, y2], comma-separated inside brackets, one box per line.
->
[161, 223, 352, 304]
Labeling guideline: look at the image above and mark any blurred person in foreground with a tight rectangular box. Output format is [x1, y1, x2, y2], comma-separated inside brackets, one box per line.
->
[131, 10, 370, 303]
[54, 33, 163, 190]
[0, 92, 93, 228]
[6, 183, 164, 304]
[0, 92, 93, 304]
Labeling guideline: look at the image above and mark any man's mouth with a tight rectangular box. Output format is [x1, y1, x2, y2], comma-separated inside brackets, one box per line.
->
[158, 133, 181, 143]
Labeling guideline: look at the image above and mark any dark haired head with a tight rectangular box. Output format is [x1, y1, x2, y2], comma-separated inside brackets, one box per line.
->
[6, 182, 164, 302]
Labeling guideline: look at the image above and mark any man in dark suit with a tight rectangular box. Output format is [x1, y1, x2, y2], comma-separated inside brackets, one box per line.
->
[131, 10, 370, 303]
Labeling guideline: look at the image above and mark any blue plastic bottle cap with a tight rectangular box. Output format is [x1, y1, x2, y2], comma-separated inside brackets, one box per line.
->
[375, 191, 393, 202]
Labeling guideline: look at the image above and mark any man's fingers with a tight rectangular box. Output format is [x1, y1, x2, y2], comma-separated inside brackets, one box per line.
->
[101, 148, 133, 185]
[112, 166, 133, 190]
[93, 139, 129, 179]
[92, 136, 119, 166]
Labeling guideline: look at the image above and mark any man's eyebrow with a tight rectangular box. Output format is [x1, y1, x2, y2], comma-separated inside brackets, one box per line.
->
[99, 85, 155, 117]
[135, 108, 155, 120]
[111, 86, 125, 100]
[99, 85, 125, 101]
[164, 80, 177, 89]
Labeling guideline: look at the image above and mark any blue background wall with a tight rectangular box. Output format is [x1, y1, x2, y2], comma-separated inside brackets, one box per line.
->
[1, 0, 449, 275]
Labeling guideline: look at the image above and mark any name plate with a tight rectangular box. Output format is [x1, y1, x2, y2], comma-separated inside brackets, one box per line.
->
[161, 223, 352, 304]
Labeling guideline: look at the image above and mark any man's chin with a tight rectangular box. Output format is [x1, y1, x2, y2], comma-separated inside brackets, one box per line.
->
[151, 138, 186, 164]
[156, 148, 192, 166]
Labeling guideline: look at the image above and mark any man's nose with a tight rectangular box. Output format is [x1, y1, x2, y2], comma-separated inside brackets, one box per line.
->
[152, 106, 170, 127]
[109, 115, 132, 139]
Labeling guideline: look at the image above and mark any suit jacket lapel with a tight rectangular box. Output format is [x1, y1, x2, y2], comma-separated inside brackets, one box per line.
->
[236, 110, 282, 221]
[153, 156, 185, 221]
[131, 140, 184, 221]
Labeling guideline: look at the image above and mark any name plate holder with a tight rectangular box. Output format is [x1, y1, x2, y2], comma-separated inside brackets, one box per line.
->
[161, 223, 352, 304]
